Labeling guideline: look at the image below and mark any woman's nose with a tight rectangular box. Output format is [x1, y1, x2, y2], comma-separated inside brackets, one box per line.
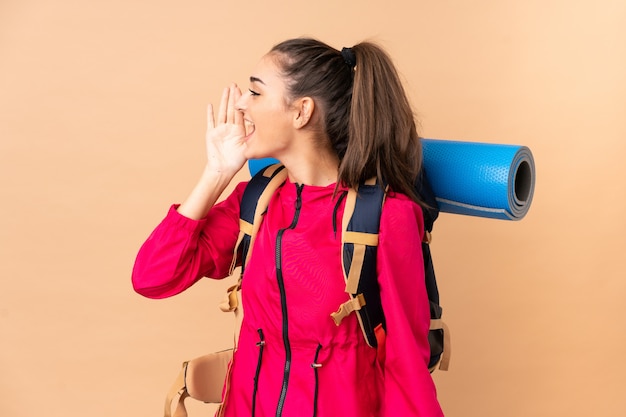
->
[235, 93, 247, 112]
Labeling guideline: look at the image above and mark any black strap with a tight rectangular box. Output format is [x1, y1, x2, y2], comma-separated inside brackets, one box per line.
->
[238, 164, 287, 275]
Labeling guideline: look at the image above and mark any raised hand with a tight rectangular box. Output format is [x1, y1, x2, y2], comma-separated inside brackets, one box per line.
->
[177, 84, 248, 220]
[205, 84, 248, 176]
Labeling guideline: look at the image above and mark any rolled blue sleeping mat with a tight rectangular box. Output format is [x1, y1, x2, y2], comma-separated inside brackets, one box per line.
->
[248, 138, 535, 221]
[421, 139, 535, 220]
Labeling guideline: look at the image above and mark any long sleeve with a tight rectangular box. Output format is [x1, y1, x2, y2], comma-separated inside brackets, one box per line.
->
[377, 193, 444, 416]
[131, 182, 247, 299]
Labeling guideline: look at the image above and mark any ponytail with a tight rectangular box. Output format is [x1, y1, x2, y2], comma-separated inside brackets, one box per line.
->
[341, 42, 422, 202]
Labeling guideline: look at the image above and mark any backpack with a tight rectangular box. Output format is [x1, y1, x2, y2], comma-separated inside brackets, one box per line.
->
[163, 163, 450, 417]
[236, 163, 450, 372]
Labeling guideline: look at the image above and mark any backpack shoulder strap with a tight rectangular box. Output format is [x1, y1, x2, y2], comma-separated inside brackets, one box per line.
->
[229, 163, 287, 276]
[416, 168, 450, 371]
[222, 163, 287, 347]
[330, 168, 450, 372]
[331, 177, 386, 347]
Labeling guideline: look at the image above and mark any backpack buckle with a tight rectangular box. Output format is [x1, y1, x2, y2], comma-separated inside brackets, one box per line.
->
[330, 294, 366, 325]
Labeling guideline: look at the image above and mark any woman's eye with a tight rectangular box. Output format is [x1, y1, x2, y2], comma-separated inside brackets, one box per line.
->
[249, 89, 260, 96]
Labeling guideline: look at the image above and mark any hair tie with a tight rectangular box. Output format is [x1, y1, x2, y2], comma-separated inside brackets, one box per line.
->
[341, 47, 356, 69]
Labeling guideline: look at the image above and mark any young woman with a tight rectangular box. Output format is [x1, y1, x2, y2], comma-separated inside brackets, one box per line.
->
[132, 38, 443, 417]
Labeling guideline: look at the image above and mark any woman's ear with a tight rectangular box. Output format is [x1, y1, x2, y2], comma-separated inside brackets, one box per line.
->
[293, 97, 315, 129]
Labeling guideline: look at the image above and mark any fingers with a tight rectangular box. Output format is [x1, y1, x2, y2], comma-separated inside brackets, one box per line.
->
[217, 86, 229, 124]
[206, 103, 215, 130]
[226, 84, 243, 124]
[211, 84, 243, 127]
[232, 86, 243, 126]
[226, 84, 235, 123]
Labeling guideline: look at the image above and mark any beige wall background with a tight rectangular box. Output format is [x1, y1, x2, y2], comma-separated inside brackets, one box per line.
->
[1, 0, 625, 416]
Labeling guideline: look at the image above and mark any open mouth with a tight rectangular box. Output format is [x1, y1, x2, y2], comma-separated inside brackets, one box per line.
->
[244, 119, 255, 138]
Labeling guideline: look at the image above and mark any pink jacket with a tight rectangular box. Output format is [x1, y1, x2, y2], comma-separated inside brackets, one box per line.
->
[132, 179, 443, 417]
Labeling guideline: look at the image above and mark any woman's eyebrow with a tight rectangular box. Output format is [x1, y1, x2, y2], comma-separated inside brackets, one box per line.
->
[249, 76, 265, 85]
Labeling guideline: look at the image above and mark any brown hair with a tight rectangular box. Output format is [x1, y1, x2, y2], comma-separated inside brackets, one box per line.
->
[270, 38, 422, 203]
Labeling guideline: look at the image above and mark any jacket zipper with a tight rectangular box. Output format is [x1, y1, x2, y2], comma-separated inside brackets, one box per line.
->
[311, 343, 323, 417]
[332, 190, 348, 238]
[252, 328, 266, 417]
[274, 183, 304, 417]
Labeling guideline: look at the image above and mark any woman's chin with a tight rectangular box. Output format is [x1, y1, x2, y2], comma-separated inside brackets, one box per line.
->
[244, 147, 263, 162]
[243, 146, 255, 161]
[243, 143, 264, 160]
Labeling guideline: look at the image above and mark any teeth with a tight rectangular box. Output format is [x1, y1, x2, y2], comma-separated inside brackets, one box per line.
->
[244, 120, 255, 136]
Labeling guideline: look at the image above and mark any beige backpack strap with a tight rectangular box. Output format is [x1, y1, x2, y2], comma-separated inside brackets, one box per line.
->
[341, 187, 360, 293]
[164, 361, 190, 417]
[228, 230, 247, 276]
[219, 281, 244, 349]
